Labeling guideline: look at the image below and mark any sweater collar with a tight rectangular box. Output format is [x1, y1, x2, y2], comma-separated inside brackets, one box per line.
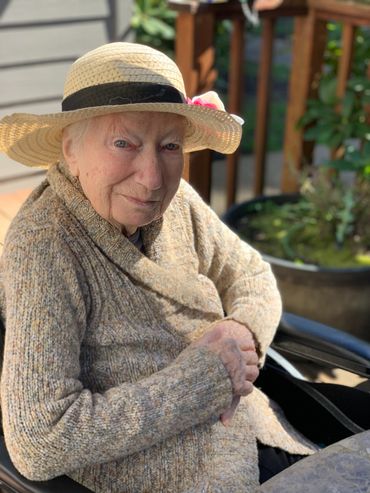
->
[47, 162, 218, 315]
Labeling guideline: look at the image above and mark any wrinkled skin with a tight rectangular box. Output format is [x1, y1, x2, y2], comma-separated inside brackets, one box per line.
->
[191, 320, 259, 425]
[63, 111, 185, 236]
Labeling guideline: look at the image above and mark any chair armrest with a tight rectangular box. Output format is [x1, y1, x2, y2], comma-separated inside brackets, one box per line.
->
[0, 437, 92, 493]
[272, 312, 370, 378]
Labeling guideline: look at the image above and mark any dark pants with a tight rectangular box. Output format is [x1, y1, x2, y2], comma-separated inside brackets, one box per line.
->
[258, 442, 306, 484]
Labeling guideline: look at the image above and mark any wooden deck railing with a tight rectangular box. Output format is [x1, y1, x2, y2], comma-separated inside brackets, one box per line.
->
[282, 0, 370, 192]
[169, 0, 370, 207]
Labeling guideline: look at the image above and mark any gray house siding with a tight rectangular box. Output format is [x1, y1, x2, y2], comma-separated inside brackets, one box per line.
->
[0, 0, 134, 190]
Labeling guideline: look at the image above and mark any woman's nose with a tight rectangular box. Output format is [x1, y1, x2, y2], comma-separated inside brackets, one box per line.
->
[135, 150, 163, 191]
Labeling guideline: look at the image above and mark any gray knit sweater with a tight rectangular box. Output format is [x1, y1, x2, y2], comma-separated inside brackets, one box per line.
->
[0, 163, 316, 493]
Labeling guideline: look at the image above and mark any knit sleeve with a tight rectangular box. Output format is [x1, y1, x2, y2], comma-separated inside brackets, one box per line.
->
[1, 228, 232, 481]
[180, 181, 282, 360]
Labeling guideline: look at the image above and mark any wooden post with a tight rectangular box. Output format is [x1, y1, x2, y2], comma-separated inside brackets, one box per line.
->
[226, 15, 245, 207]
[175, 11, 217, 202]
[182, 154, 190, 182]
[253, 16, 276, 196]
[331, 23, 356, 161]
[281, 11, 327, 192]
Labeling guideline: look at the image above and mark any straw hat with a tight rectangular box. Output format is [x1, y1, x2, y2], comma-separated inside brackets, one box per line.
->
[0, 42, 243, 168]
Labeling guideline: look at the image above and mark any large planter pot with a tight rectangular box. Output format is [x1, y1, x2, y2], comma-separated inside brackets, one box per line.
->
[223, 195, 370, 341]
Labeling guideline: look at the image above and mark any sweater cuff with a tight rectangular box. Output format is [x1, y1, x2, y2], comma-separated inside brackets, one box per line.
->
[148, 345, 233, 428]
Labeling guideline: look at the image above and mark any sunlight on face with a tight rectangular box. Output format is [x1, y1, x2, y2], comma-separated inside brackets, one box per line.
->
[63, 112, 185, 235]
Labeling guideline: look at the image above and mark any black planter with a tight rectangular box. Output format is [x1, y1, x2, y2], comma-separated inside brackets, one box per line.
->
[223, 195, 370, 341]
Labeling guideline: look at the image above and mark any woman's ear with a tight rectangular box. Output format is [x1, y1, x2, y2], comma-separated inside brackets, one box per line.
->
[62, 132, 79, 177]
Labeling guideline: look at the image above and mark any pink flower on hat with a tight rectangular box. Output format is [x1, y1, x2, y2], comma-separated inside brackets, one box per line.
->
[186, 91, 225, 111]
[186, 91, 244, 126]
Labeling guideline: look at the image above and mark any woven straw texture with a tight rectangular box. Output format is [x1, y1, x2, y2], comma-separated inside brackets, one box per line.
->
[0, 43, 242, 168]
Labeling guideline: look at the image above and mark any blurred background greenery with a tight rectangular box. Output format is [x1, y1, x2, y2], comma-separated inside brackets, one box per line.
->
[131, 0, 370, 155]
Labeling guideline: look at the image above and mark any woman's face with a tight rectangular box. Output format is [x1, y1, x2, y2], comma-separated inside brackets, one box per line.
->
[63, 112, 185, 236]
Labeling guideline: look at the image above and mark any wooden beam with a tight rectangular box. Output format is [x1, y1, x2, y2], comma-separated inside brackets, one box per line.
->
[253, 16, 275, 196]
[226, 16, 245, 207]
[281, 12, 327, 192]
[309, 0, 370, 24]
[175, 12, 198, 95]
[182, 154, 190, 182]
[174, 10, 216, 202]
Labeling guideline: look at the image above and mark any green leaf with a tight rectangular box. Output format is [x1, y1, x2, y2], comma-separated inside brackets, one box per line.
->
[160, 10, 177, 20]
[319, 78, 338, 105]
[347, 77, 370, 92]
[130, 14, 142, 28]
[363, 140, 370, 156]
[353, 123, 369, 138]
[323, 159, 354, 171]
[343, 123, 355, 140]
[342, 91, 355, 119]
[327, 131, 345, 149]
[364, 165, 370, 176]
[297, 111, 319, 127]
[316, 126, 336, 145]
[303, 126, 323, 141]
[142, 17, 175, 38]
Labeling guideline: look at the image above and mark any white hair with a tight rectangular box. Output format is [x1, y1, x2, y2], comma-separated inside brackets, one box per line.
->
[62, 118, 91, 157]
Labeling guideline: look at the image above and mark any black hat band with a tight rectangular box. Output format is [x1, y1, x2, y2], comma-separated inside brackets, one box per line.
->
[62, 82, 186, 111]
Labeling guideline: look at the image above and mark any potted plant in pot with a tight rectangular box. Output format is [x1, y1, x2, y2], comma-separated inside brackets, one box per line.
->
[223, 30, 370, 339]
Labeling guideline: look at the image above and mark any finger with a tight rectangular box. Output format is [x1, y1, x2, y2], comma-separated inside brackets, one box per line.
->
[234, 377, 254, 397]
[237, 329, 256, 352]
[220, 395, 240, 427]
[245, 364, 259, 384]
[226, 345, 248, 394]
[241, 349, 259, 366]
[238, 338, 256, 352]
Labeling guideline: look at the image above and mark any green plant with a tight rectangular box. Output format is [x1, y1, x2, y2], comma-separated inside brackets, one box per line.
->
[325, 23, 370, 77]
[238, 24, 370, 268]
[299, 76, 370, 163]
[238, 167, 370, 267]
[296, 71, 370, 255]
[131, 0, 176, 54]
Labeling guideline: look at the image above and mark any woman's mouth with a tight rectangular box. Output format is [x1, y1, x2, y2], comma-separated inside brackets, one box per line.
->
[123, 195, 160, 208]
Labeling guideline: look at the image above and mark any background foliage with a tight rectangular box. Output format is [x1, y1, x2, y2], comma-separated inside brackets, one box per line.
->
[131, 2, 370, 157]
[131, 0, 176, 55]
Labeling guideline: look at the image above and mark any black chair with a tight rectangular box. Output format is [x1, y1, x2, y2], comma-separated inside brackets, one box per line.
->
[0, 313, 369, 493]
[273, 312, 370, 379]
[259, 314, 370, 447]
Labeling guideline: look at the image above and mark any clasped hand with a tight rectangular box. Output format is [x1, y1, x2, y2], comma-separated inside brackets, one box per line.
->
[191, 320, 259, 426]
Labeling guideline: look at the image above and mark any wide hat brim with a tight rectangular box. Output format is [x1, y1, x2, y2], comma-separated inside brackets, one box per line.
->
[0, 101, 242, 168]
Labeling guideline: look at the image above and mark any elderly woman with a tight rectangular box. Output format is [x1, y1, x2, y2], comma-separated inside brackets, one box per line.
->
[0, 43, 316, 493]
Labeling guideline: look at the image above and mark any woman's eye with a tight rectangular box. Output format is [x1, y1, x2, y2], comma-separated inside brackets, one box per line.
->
[164, 143, 180, 151]
[114, 139, 129, 148]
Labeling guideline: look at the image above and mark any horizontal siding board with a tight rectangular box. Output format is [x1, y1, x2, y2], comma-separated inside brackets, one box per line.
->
[0, 22, 109, 65]
[0, 0, 134, 187]
[0, 0, 109, 25]
[0, 62, 69, 107]
[0, 100, 62, 119]
[0, 152, 46, 180]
